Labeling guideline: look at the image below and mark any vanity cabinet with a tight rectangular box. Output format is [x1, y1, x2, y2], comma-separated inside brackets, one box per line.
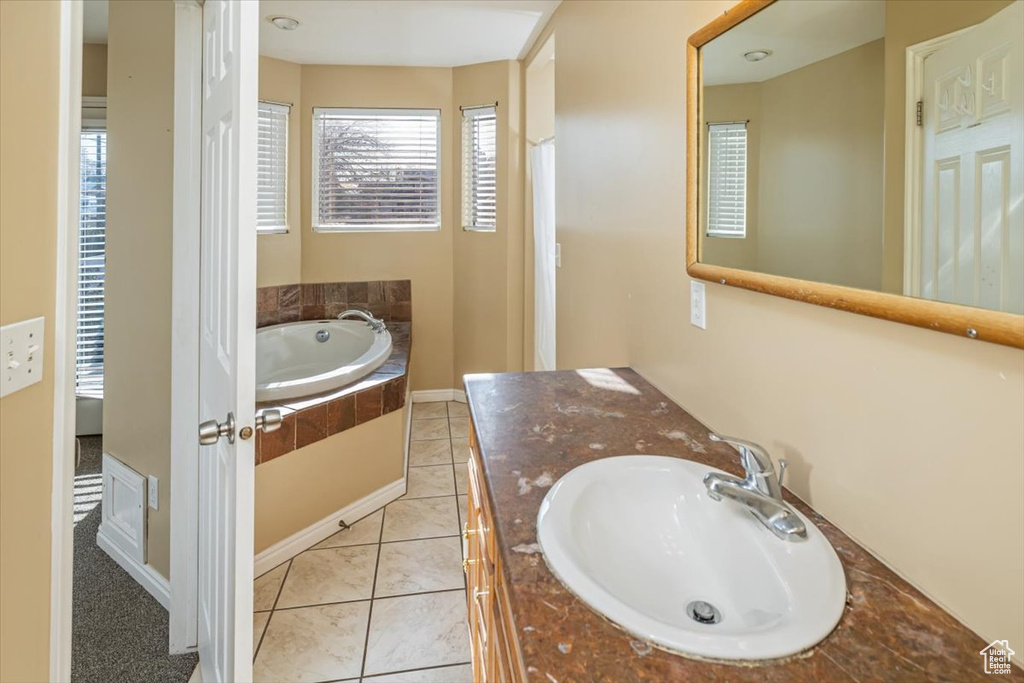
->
[464, 422, 526, 682]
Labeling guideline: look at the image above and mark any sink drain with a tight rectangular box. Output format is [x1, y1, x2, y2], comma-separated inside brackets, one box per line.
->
[686, 600, 721, 625]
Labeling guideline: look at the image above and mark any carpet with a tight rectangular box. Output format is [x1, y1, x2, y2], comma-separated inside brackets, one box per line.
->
[72, 436, 198, 683]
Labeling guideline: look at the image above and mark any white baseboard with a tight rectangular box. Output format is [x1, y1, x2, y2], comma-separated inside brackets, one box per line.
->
[412, 389, 466, 403]
[254, 478, 406, 577]
[96, 526, 171, 610]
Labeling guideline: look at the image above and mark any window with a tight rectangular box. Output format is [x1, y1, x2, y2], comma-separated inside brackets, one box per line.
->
[257, 101, 289, 234]
[706, 122, 747, 238]
[461, 105, 497, 231]
[312, 108, 441, 231]
[77, 127, 107, 397]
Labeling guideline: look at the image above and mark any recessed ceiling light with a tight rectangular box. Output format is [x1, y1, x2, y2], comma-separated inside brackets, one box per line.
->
[744, 49, 772, 62]
[269, 15, 299, 31]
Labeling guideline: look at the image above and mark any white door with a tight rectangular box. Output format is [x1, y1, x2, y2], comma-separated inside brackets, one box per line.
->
[531, 141, 556, 371]
[919, 1, 1023, 313]
[197, 1, 259, 681]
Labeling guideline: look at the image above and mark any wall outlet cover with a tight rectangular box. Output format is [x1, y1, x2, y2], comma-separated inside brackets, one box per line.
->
[690, 281, 707, 330]
[148, 475, 159, 510]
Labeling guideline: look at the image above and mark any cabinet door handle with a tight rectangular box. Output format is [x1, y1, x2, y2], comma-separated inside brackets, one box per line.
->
[462, 522, 477, 540]
[474, 587, 490, 605]
[463, 557, 478, 573]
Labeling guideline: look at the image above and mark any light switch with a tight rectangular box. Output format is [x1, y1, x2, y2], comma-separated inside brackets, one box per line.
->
[690, 281, 706, 330]
[1, 317, 45, 398]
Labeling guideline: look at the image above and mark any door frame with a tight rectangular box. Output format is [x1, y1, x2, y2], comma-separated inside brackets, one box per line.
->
[169, 0, 204, 654]
[902, 26, 974, 297]
[50, 0, 83, 678]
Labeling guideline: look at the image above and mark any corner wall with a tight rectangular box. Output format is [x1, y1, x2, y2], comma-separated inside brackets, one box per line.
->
[533, 0, 1023, 654]
[104, 0, 175, 579]
[0, 2, 62, 678]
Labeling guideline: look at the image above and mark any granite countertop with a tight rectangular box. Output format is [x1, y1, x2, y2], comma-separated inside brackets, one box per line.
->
[463, 368, 1023, 683]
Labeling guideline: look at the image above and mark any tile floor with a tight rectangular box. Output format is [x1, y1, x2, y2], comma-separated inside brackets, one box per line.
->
[252, 401, 473, 683]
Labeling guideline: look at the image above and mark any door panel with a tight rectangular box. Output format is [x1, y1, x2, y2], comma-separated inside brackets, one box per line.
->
[197, 1, 258, 680]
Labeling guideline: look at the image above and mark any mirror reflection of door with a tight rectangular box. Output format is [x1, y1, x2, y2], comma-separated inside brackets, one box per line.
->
[912, 1, 1023, 314]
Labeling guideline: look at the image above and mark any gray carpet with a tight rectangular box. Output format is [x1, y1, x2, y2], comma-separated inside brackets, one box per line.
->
[72, 437, 198, 683]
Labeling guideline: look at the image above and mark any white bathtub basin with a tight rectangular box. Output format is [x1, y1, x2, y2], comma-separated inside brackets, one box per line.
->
[536, 455, 846, 661]
[256, 320, 393, 402]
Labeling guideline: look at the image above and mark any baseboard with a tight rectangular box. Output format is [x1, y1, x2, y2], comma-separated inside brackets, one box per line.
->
[412, 389, 466, 403]
[254, 478, 406, 576]
[96, 526, 171, 610]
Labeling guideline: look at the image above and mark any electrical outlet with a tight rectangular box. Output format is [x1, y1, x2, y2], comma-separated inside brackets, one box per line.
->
[148, 476, 159, 510]
[0, 317, 45, 398]
[690, 281, 706, 329]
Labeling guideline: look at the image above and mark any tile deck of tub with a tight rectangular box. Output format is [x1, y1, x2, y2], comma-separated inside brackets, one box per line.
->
[252, 401, 472, 683]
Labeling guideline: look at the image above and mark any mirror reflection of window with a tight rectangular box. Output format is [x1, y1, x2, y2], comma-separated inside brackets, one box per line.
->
[706, 122, 748, 239]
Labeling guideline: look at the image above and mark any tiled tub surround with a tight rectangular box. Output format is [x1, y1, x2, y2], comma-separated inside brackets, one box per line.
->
[251, 401, 473, 683]
[257, 280, 412, 328]
[255, 323, 410, 464]
[463, 368, 1024, 682]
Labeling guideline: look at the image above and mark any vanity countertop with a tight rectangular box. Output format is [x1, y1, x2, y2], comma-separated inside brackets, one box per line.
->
[463, 368, 1022, 682]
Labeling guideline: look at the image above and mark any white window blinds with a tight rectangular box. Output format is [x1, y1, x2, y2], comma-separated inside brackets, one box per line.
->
[313, 108, 441, 231]
[706, 122, 747, 238]
[461, 105, 497, 231]
[77, 129, 107, 397]
[257, 101, 289, 234]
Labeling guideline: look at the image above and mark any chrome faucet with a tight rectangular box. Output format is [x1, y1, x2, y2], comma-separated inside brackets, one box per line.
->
[702, 434, 807, 542]
[337, 308, 386, 333]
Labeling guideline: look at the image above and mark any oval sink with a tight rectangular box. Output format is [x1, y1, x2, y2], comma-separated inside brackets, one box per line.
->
[536, 456, 846, 661]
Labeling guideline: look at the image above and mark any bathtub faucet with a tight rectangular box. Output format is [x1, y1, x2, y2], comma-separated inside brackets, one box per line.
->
[338, 308, 387, 334]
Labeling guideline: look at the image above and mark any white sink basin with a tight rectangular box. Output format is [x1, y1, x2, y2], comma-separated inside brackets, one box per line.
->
[536, 456, 846, 661]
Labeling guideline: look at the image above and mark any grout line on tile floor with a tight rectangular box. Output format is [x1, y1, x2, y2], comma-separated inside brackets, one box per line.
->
[363, 660, 474, 681]
[254, 558, 292, 661]
[358, 499, 388, 679]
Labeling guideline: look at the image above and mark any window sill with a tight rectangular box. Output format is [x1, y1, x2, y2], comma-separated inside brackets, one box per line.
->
[312, 225, 442, 233]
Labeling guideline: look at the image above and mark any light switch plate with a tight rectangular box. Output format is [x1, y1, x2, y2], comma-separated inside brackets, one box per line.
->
[148, 476, 159, 510]
[0, 317, 45, 398]
[690, 281, 706, 329]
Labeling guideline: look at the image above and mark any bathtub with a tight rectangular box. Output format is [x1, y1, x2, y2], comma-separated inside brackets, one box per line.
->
[256, 320, 393, 402]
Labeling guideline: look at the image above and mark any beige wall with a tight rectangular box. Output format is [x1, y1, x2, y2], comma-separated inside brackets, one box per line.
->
[257, 57, 303, 288]
[452, 60, 525, 384]
[297, 65, 455, 391]
[255, 408, 406, 552]
[532, 0, 1023, 654]
[82, 43, 107, 98]
[104, 0, 175, 579]
[701, 83, 761, 271]
[881, 0, 1015, 293]
[757, 39, 884, 290]
[703, 40, 884, 289]
[0, 2, 61, 678]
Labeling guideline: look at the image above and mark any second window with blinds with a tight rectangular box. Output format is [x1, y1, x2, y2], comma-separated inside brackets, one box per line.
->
[705, 121, 747, 239]
[257, 101, 290, 234]
[461, 105, 497, 232]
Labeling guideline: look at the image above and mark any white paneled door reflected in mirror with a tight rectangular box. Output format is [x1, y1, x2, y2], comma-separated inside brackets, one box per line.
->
[696, 0, 1023, 317]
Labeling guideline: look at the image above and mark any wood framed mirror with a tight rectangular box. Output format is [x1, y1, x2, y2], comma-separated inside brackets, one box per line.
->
[686, 0, 1024, 348]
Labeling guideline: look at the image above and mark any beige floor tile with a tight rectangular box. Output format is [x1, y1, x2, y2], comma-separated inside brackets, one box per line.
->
[451, 438, 471, 464]
[409, 439, 452, 467]
[253, 611, 270, 657]
[374, 537, 464, 598]
[446, 401, 469, 418]
[313, 509, 383, 549]
[276, 545, 377, 608]
[404, 464, 456, 499]
[412, 402, 448, 420]
[363, 591, 471, 676]
[254, 561, 289, 612]
[364, 663, 473, 682]
[411, 418, 450, 441]
[457, 494, 468, 531]
[454, 464, 468, 496]
[253, 602, 369, 683]
[382, 497, 459, 542]
[448, 417, 470, 439]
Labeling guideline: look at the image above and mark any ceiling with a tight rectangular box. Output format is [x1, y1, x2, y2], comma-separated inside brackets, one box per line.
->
[702, 0, 885, 86]
[259, 0, 560, 67]
[83, 0, 108, 44]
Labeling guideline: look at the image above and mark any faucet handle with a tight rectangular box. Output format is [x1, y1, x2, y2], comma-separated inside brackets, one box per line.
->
[708, 433, 775, 474]
[777, 458, 788, 489]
